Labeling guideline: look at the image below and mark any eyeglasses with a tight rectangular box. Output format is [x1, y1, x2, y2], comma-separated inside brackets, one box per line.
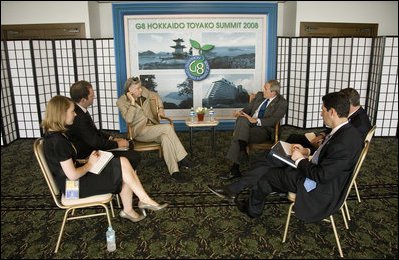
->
[132, 77, 139, 81]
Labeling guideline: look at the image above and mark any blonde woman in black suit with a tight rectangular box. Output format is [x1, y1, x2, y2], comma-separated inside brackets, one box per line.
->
[42, 95, 167, 223]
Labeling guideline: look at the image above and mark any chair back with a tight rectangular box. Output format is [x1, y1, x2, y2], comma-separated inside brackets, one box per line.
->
[34, 138, 63, 208]
[365, 125, 376, 143]
[342, 138, 371, 204]
[249, 93, 255, 103]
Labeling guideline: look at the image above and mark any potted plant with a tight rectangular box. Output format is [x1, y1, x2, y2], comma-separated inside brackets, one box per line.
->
[195, 107, 207, 121]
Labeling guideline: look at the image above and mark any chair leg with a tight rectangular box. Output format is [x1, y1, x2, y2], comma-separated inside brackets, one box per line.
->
[353, 180, 361, 203]
[110, 199, 115, 218]
[116, 194, 121, 208]
[340, 207, 348, 229]
[55, 208, 72, 253]
[330, 215, 344, 258]
[99, 203, 112, 227]
[110, 194, 121, 218]
[344, 201, 351, 221]
[158, 148, 162, 158]
[282, 202, 294, 243]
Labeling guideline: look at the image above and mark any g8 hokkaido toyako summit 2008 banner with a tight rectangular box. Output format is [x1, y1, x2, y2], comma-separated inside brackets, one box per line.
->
[125, 15, 266, 115]
[113, 2, 277, 130]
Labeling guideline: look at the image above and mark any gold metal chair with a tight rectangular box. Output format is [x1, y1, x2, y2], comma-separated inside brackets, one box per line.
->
[351, 125, 376, 204]
[126, 95, 174, 158]
[246, 93, 280, 154]
[34, 138, 117, 253]
[282, 135, 373, 258]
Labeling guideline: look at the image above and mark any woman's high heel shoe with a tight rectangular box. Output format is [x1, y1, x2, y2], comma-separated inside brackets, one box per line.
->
[138, 201, 168, 211]
[119, 210, 146, 222]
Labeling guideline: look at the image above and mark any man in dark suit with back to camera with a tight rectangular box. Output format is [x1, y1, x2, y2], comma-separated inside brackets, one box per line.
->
[67, 80, 141, 169]
[286, 87, 371, 150]
[220, 79, 288, 181]
[209, 91, 363, 222]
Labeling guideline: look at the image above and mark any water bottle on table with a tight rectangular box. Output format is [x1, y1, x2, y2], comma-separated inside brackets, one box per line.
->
[209, 107, 215, 122]
[190, 107, 195, 123]
[106, 226, 116, 252]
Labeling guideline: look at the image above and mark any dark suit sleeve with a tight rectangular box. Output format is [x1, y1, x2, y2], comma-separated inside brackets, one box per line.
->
[349, 107, 371, 140]
[259, 94, 287, 128]
[297, 126, 363, 184]
[71, 112, 118, 152]
[242, 92, 263, 115]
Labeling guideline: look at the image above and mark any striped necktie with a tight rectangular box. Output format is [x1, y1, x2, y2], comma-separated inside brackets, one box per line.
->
[311, 134, 332, 164]
[305, 134, 333, 192]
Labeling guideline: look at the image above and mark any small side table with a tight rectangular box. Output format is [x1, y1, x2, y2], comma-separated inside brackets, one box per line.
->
[185, 119, 219, 154]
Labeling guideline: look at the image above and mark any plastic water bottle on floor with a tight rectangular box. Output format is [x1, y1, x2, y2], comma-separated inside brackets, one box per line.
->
[209, 107, 215, 122]
[106, 226, 116, 252]
[190, 107, 195, 123]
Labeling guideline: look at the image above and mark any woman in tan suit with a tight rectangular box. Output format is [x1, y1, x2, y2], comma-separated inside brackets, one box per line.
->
[116, 77, 198, 184]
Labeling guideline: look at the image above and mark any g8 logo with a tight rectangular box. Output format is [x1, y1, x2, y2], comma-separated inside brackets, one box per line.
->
[185, 56, 210, 81]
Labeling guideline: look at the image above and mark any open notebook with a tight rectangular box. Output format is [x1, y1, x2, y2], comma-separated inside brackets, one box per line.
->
[89, 150, 114, 174]
[270, 141, 297, 168]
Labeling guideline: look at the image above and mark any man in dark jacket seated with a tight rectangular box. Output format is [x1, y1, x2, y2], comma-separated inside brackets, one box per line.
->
[67, 80, 141, 169]
[286, 88, 371, 152]
[220, 80, 287, 181]
[208, 91, 363, 222]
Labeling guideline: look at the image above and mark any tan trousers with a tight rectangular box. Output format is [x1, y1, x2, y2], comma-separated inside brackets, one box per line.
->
[135, 124, 187, 174]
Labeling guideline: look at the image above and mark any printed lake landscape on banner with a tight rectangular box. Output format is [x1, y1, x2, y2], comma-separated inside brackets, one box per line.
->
[124, 14, 267, 116]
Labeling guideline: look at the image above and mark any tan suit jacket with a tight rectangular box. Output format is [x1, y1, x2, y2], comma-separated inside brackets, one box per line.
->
[117, 87, 187, 174]
[116, 87, 163, 138]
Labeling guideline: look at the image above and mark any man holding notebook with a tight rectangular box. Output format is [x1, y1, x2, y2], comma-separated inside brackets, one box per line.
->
[67, 80, 141, 169]
[208, 91, 363, 222]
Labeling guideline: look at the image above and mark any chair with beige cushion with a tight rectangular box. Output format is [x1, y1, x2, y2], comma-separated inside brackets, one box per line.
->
[282, 133, 373, 258]
[34, 138, 117, 253]
[126, 94, 173, 158]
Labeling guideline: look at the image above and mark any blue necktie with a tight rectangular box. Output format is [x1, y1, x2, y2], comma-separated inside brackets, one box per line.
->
[305, 134, 332, 192]
[311, 134, 332, 164]
[258, 99, 269, 118]
[304, 178, 317, 192]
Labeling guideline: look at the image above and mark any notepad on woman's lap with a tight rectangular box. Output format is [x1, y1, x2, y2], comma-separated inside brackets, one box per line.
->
[89, 150, 114, 174]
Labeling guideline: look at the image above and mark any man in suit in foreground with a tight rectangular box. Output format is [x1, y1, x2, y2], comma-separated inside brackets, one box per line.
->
[220, 80, 288, 181]
[67, 80, 141, 169]
[286, 87, 371, 150]
[209, 91, 363, 222]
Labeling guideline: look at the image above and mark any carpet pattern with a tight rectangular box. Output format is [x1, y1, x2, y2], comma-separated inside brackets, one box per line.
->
[1, 126, 398, 259]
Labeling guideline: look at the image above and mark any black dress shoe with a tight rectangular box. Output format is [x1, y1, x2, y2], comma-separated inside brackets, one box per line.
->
[235, 199, 248, 214]
[171, 172, 188, 184]
[235, 199, 255, 218]
[179, 157, 200, 169]
[207, 185, 236, 202]
[219, 171, 241, 181]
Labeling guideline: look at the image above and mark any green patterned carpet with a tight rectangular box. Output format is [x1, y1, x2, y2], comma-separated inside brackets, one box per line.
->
[1, 126, 398, 259]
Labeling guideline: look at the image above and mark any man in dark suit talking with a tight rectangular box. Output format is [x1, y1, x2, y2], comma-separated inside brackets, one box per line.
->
[67, 80, 141, 169]
[209, 91, 363, 222]
[220, 80, 288, 181]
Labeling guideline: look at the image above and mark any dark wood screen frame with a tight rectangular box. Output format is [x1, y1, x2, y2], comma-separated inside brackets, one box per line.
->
[1, 23, 86, 40]
[300, 22, 378, 37]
